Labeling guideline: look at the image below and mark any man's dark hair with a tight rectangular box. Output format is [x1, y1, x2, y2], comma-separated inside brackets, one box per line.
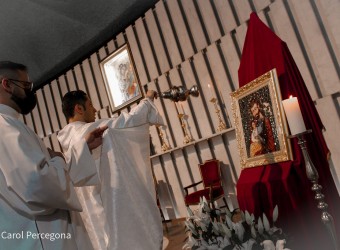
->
[62, 90, 88, 121]
[0, 61, 27, 79]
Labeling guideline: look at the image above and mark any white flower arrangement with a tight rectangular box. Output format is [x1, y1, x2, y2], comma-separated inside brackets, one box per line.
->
[183, 197, 291, 250]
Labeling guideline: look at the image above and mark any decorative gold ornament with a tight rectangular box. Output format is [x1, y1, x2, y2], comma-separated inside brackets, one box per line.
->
[210, 97, 227, 132]
[157, 126, 171, 152]
[178, 113, 194, 144]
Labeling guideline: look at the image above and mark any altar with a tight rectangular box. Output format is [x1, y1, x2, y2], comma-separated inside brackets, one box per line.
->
[235, 13, 340, 249]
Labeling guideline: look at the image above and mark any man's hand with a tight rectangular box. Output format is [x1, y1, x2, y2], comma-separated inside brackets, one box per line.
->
[146, 90, 158, 101]
[85, 126, 108, 150]
[48, 148, 65, 160]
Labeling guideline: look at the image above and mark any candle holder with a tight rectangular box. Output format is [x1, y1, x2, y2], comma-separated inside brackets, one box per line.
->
[210, 97, 227, 131]
[178, 113, 194, 144]
[288, 130, 339, 249]
[157, 126, 171, 152]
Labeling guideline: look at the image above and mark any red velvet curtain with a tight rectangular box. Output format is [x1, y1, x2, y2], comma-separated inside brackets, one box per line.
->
[236, 12, 340, 249]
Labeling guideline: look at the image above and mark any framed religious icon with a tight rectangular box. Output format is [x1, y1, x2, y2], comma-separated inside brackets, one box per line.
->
[230, 69, 292, 169]
[100, 44, 142, 112]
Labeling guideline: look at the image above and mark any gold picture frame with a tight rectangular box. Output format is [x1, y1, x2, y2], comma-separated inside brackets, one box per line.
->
[100, 43, 142, 112]
[230, 69, 292, 169]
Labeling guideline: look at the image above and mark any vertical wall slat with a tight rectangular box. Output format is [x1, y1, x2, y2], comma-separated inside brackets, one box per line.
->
[155, 1, 182, 67]
[232, 0, 253, 23]
[152, 157, 177, 219]
[180, 0, 208, 52]
[51, 79, 67, 128]
[214, 0, 237, 34]
[288, 0, 339, 95]
[135, 17, 160, 81]
[82, 59, 101, 109]
[36, 90, 52, 136]
[162, 154, 185, 217]
[166, 0, 195, 60]
[234, 22, 248, 55]
[116, 33, 126, 48]
[66, 70, 77, 91]
[196, 140, 214, 162]
[98, 47, 108, 61]
[74, 65, 87, 91]
[126, 25, 149, 85]
[58, 75, 69, 97]
[269, 0, 319, 100]
[90, 53, 110, 109]
[253, 0, 272, 12]
[145, 9, 171, 74]
[316, 0, 340, 76]
[197, 0, 222, 43]
[172, 149, 194, 216]
[219, 34, 240, 89]
[43, 84, 59, 132]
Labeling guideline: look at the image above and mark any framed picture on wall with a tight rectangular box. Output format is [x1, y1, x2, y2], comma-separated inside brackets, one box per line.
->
[100, 43, 142, 112]
[230, 68, 292, 169]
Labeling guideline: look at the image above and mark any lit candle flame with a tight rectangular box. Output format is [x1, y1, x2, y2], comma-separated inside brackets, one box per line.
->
[208, 83, 213, 98]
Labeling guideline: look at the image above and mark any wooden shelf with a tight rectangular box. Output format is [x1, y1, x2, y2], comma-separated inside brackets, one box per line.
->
[150, 127, 235, 158]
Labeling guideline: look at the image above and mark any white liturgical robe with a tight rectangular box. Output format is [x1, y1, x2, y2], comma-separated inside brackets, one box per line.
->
[57, 98, 164, 250]
[0, 104, 99, 250]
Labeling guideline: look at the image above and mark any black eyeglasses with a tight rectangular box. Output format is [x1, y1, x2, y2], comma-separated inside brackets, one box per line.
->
[7, 78, 33, 90]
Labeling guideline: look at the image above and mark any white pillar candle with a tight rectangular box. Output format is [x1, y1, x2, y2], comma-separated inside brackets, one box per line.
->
[282, 96, 306, 135]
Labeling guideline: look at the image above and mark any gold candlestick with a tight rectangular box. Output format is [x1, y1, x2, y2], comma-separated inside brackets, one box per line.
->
[178, 113, 194, 144]
[157, 126, 171, 152]
[210, 97, 227, 131]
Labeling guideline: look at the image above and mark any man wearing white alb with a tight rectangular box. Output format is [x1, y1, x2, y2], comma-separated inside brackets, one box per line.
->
[57, 89, 164, 250]
[0, 61, 107, 250]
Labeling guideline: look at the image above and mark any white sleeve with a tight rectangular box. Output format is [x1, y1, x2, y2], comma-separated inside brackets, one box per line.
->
[0, 121, 95, 217]
[112, 98, 164, 128]
[65, 137, 99, 186]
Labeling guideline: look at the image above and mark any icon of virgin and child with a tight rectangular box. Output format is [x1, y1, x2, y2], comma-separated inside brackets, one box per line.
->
[117, 62, 140, 102]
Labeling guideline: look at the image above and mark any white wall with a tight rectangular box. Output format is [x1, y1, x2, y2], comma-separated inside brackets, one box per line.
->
[24, 0, 340, 219]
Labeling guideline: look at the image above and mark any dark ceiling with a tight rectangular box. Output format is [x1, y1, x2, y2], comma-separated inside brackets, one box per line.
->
[0, 0, 158, 89]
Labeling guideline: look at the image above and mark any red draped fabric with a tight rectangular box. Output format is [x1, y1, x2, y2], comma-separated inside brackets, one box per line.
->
[236, 12, 340, 249]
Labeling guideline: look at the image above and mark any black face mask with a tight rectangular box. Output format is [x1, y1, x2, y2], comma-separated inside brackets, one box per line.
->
[11, 89, 37, 115]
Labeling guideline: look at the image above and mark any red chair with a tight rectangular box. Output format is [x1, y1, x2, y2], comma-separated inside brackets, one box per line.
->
[184, 159, 227, 208]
